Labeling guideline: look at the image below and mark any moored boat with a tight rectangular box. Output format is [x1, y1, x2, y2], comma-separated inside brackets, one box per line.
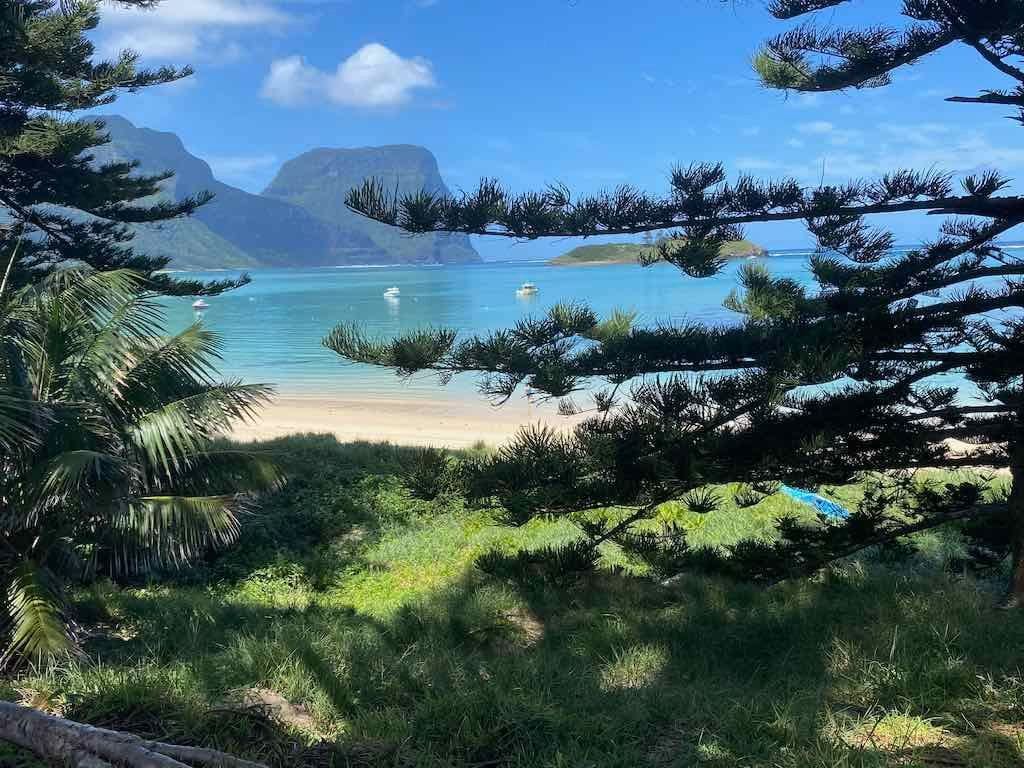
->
[516, 282, 538, 295]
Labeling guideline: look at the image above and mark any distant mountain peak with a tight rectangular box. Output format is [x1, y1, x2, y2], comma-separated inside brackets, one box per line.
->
[263, 143, 476, 265]
[92, 115, 479, 269]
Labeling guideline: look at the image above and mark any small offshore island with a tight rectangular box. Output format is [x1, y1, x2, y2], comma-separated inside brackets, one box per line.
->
[548, 238, 767, 265]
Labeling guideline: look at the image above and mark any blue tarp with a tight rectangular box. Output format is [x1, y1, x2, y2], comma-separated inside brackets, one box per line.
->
[779, 484, 851, 520]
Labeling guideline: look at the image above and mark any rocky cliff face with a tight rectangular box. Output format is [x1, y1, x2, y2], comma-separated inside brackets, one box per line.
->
[93, 116, 479, 268]
[263, 145, 478, 265]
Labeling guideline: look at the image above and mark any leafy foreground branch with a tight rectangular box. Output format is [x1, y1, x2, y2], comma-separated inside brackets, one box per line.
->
[0, 270, 278, 765]
[1, 1, 272, 763]
[0, 269, 280, 665]
[0, 701, 267, 768]
[0, 0, 246, 296]
[331, 0, 1024, 597]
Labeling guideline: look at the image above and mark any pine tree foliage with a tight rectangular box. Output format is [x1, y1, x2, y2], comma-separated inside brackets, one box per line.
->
[0, 0, 245, 296]
[0, 269, 280, 666]
[0, 5, 278, 762]
[330, 1, 1024, 597]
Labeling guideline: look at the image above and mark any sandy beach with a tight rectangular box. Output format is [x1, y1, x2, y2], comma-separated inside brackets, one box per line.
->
[231, 394, 1012, 474]
[230, 393, 571, 448]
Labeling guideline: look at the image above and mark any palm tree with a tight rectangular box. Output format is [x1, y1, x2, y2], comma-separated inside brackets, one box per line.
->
[0, 268, 278, 665]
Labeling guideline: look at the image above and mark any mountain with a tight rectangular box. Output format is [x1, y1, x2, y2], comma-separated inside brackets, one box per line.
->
[92, 116, 479, 268]
[548, 239, 767, 266]
[263, 146, 478, 264]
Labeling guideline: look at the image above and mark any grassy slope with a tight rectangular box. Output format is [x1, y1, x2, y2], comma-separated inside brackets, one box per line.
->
[3, 435, 1023, 768]
[550, 239, 766, 265]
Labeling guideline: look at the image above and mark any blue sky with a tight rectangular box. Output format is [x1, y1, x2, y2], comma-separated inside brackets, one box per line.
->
[97, 0, 1024, 260]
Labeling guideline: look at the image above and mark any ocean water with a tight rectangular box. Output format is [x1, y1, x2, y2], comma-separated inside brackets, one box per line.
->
[161, 252, 816, 398]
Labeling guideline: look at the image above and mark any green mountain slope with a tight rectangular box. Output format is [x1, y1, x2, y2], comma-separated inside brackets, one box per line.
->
[128, 217, 258, 270]
[549, 239, 767, 265]
[262, 146, 479, 265]
[92, 116, 479, 268]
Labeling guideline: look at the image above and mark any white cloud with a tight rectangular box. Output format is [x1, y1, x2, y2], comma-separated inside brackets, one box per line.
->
[736, 157, 789, 172]
[260, 56, 323, 106]
[878, 122, 953, 146]
[160, 75, 200, 93]
[797, 120, 834, 135]
[206, 154, 279, 177]
[732, 115, 1024, 190]
[204, 153, 279, 189]
[261, 44, 436, 108]
[640, 72, 691, 90]
[98, 0, 285, 60]
[746, 127, 1024, 188]
[796, 120, 863, 147]
[790, 92, 822, 109]
[328, 44, 435, 106]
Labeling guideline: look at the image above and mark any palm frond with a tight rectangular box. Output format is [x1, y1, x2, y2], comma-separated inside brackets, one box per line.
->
[73, 292, 165, 397]
[2, 269, 278, 663]
[43, 269, 147, 322]
[0, 394, 50, 453]
[117, 324, 225, 402]
[40, 450, 127, 504]
[108, 495, 247, 574]
[162, 450, 284, 495]
[7, 271, 155, 402]
[129, 384, 274, 479]
[2, 562, 72, 667]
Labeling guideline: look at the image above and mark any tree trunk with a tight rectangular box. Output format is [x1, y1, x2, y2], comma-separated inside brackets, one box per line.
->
[0, 701, 265, 768]
[1007, 412, 1024, 606]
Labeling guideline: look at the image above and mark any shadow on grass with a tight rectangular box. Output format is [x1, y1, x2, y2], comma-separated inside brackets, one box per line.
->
[35, 435, 1024, 767]
[163, 433, 450, 590]
[64, 565, 1024, 768]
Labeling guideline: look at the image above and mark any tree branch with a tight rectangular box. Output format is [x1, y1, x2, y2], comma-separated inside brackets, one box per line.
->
[963, 37, 1024, 83]
[763, 502, 1004, 586]
[947, 92, 1024, 106]
[352, 192, 1024, 239]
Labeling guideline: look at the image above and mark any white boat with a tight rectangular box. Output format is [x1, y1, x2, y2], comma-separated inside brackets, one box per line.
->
[192, 299, 209, 310]
[383, 286, 400, 297]
[516, 282, 539, 295]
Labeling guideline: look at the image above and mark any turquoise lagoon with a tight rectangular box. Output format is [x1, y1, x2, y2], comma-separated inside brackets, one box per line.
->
[164, 249, 994, 401]
[164, 253, 814, 398]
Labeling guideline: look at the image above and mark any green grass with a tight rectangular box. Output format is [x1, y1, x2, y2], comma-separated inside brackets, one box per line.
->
[3, 434, 1023, 767]
[549, 239, 766, 265]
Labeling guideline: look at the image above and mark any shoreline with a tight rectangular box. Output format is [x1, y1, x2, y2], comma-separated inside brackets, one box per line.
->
[230, 393, 1011, 474]
[230, 393, 570, 448]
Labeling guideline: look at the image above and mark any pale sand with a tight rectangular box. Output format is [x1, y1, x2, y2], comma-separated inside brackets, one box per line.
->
[229, 394, 569, 448]
[229, 395, 1012, 474]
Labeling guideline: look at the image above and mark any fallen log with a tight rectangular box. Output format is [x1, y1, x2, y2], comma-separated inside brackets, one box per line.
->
[0, 701, 266, 768]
